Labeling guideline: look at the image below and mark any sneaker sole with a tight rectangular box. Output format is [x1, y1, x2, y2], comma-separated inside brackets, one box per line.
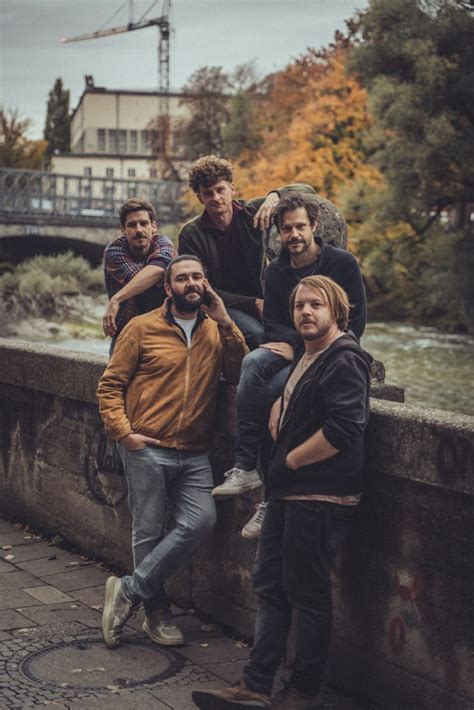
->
[192, 689, 269, 709]
[240, 527, 261, 540]
[102, 576, 121, 649]
[212, 480, 264, 497]
[143, 619, 184, 646]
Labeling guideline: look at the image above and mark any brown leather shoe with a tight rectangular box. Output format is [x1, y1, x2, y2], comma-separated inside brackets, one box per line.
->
[271, 686, 330, 709]
[192, 680, 271, 709]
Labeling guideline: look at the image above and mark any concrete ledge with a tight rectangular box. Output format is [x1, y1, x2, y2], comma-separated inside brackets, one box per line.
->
[1, 340, 473, 709]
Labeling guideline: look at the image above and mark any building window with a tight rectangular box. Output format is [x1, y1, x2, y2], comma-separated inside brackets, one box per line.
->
[128, 168, 136, 178]
[98, 129, 106, 152]
[106, 168, 114, 178]
[129, 187, 137, 197]
[108, 130, 117, 152]
[149, 167, 158, 179]
[84, 167, 92, 177]
[118, 130, 127, 153]
[130, 130, 138, 153]
[141, 130, 149, 152]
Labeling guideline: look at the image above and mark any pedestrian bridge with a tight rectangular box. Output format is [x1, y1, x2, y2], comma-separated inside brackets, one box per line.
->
[0, 168, 183, 263]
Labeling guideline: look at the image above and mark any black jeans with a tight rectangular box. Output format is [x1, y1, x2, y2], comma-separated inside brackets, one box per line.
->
[243, 499, 355, 696]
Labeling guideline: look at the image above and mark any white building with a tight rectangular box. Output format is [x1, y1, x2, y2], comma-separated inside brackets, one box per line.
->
[52, 81, 191, 181]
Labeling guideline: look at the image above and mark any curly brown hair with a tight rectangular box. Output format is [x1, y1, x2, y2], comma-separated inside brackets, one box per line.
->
[188, 155, 234, 194]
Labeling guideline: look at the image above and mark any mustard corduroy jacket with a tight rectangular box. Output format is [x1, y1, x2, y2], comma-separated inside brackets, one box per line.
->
[97, 302, 248, 450]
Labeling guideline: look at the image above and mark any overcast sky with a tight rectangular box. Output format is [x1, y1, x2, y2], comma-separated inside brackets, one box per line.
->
[1, 0, 368, 140]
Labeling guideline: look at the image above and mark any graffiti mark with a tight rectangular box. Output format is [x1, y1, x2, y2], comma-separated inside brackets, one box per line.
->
[85, 428, 127, 508]
[389, 616, 406, 655]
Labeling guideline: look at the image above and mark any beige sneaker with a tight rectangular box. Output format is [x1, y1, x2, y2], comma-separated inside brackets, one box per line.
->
[143, 608, 184, 646]
[192, 679, 270, 709]
[241, 501, 268, 539]
[212, 468, 263, 497]
[102, 575, 135, 649]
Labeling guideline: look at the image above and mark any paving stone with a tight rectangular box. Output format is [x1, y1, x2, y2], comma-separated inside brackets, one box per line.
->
[0, 571, 42, 590]
[22, 586, 75, 605]
[14, 601, 102, 628]
[0, 630, 12, 640]
[0, 589, 41, 610]
[1, 541, 58, 563]
[0, 530, 42, 546]
[68, 689, 169, 707]
[210, 657, 249, 684]
[176, 636, 251, 665]
[0, 559, 16, 573]
[0, 519, 19, 532]
[41, 566, 110, 592]
[150, 676, 223, 709]
[69, 585, 105, 609]
[15, 553, 84, 578]
[0, 609, 36, 631]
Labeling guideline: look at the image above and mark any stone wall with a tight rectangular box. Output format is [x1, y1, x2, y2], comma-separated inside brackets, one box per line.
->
[0, 339, 472, 710]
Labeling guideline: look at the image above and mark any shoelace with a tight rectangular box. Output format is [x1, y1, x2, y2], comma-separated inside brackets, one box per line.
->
[224, 468, 245, 483]
[254, 502, 267, 523]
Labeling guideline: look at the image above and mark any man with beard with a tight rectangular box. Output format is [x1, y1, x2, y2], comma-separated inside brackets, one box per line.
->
[212, 192, 367, 540]
[193, 276, 372, 710]
[102, 198, 176, 352]
[97, 255, 248, 648]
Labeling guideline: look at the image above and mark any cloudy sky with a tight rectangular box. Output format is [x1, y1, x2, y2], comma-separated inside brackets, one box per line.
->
[1, 0, 368, 139]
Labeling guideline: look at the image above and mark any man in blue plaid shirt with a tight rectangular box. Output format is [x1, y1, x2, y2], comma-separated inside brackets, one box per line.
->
[103, 198, 176, 350]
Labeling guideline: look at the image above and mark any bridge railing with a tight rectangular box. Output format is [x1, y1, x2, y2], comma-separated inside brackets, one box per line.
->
[0, 168, 185, 223]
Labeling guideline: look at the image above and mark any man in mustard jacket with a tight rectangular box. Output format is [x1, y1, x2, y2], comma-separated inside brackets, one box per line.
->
[97, 254, 248, 649]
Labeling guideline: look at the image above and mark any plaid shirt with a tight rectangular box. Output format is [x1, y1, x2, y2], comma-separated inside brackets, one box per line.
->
[104, 233, 176, 335]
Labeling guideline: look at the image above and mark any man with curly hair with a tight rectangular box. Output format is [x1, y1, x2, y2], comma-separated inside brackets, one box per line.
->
[178, 155, 315, 351]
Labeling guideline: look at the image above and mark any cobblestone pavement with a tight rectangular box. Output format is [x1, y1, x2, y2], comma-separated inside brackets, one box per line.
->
[0, 517, 376, 709]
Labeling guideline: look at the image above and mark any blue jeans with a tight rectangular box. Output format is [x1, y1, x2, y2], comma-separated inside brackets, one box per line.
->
[243, 499, 355, 696]
[118, 445, 216, 612]
[227, 307, 264, 351]
[234, 348, 291, 473]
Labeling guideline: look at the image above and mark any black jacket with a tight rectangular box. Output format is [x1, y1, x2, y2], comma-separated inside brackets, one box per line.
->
[263, 238, 367, 345]
[178, 184, 316, 316]
[268, 332, 372, 499]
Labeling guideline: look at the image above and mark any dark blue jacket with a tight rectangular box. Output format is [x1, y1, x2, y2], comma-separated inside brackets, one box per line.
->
[263, 237, 367, 345]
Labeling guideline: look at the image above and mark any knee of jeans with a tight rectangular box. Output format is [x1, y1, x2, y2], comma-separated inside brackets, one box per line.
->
[185, 506, 216, 540]
[282, 568, 331, 610]
[240, 347, 277, 380]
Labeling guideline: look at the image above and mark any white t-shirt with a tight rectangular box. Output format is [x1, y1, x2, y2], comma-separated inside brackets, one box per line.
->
[174, 316, 197, 347]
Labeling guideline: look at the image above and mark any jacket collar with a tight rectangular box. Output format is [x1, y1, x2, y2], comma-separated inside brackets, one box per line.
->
[163, 297, 207, 326]
[198, 200, 243, 231]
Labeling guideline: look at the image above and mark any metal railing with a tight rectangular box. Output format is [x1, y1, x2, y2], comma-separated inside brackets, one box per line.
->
[0, 168, 184, 223]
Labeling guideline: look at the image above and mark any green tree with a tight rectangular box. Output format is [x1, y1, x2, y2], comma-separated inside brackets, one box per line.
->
[349, 0, 474, 233]
[178, 66, 231, 159]
[43, 78, 70, 156]
[0, 110, 47, 169]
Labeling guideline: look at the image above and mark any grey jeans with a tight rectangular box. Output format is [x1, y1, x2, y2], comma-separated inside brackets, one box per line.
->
[118, 445, 216, 611]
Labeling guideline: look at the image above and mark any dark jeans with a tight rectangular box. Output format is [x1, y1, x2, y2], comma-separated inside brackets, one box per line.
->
[227, 307, 264, 351]
[234, 348, 291, 473]
[243, 499, 355, 696]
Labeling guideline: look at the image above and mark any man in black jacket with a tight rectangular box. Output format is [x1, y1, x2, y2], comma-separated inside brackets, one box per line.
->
[211, 192, 367, 531]
[192, 275, 372, 710]
[178, 155, 315, 350]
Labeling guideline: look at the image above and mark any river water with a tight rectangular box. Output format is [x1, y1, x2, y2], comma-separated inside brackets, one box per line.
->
[7, 320, 473, 416]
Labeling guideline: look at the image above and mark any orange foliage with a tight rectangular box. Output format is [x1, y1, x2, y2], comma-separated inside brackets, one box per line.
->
[234, 46, 382, 205]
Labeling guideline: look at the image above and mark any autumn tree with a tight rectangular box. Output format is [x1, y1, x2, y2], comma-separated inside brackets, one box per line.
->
[0, 110, 47, 169]
[43, 78, 70, 157]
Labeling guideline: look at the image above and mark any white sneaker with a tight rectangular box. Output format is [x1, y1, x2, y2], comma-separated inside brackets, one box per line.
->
[143, 608, 184, 646]
[241, 501, 268, 539]
[212, 468, 263, 497]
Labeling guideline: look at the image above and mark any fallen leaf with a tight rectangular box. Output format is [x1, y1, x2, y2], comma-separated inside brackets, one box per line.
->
[4, 554, 15, 561]
[47, 555, 57, 561]
[199, 643, 209, 648]
[70, 604, 78, 609]
[91, 605, 102, 610]
[71, 668, 83, 673]
[1, 545, 12, 550]
[86, 667, 105, 672]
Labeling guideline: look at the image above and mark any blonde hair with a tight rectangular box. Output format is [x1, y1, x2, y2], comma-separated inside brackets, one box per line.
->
[290, 275, 350, 330]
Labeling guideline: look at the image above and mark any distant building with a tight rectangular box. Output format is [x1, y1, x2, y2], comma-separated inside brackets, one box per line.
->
[52, 78, 191, 181]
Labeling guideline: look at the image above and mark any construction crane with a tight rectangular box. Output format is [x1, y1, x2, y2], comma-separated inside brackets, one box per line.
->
[61, 1, 172, 157]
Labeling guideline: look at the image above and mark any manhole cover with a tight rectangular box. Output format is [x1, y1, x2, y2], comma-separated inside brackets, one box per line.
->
[20, 638, 184, 692]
